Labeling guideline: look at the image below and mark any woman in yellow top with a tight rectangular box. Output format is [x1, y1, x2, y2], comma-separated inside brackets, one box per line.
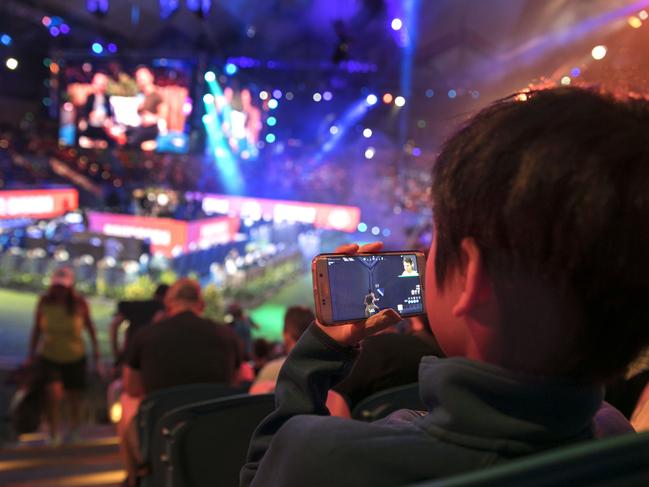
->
[28, 266, 100, 445]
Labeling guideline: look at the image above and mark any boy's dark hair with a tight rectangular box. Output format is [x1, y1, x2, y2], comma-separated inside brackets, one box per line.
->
[404, 257, 413, 265]
[283, 306, 315, 342]
[432, 87, 649, 381]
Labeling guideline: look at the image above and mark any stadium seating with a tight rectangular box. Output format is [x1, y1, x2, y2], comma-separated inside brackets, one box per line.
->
[152, 393, 275, 487]
[407, 431, 649, 487]
[136, 383, 246, 487]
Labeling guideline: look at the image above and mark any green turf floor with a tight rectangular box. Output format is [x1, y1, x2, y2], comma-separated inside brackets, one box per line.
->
[0, 274, 314, 362]
[249, 273, 313, 342]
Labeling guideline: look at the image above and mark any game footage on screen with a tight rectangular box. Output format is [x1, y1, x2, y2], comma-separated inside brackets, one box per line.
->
[327, 254, 423, 322]
[58, 60, 192, 153]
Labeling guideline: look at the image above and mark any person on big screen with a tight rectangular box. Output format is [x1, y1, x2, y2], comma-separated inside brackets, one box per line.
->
[78, 72, 114, 148]
[241, 88, 649, 487]
[27, 267, 100, 446]
[125, 66, 168, 148]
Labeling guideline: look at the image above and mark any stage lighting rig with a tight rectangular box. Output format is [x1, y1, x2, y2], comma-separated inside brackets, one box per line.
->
[186, 0, 211, 18]
[87, 0, 109, 17]
[159, 0, 180, 19]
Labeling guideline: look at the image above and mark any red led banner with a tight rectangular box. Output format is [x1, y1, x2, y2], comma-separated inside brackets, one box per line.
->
[0, 188, 79, 219]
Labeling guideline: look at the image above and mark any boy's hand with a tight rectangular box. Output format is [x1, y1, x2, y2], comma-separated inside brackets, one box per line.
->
[316, 242, 402, 347]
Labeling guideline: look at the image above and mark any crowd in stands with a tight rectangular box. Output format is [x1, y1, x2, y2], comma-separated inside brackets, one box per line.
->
[13, 87, 649, 486]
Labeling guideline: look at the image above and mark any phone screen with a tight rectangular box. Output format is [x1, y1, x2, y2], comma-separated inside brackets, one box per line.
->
[326, 253, 424, 322]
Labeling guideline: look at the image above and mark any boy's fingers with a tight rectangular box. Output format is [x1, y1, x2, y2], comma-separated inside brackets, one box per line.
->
[365, 308, 402, 331]
[358, 242, 384, 253]
[334, 243, 360, 254]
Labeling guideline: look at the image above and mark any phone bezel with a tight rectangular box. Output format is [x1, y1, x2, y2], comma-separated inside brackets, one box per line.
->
[312, 250, 426, 326]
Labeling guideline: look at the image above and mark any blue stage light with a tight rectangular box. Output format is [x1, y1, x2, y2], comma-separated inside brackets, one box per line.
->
[571, 67, 581, 77]
[268, 99, 278, 109]
[329, 125, 339, 135]
[272, 89, 282, 99]
[107, 43, 117, 53]
[224, 63, 237, 75]
[371, 226, 380, 235]
[448, 89, 457, 99]
[87, 0, 109, 15]
[204, 71, 216, 82]
[425, 88, 434, 98]
[203, 93, 215, 104]
[266, 116, 277, 126]
[391, 18, 403, 31]
[91, 42, 104, 54]
[50, 27, 61, 37]
[265, 133, 276, 143]
[323, 91, 333, 101]
[357, 222, 367, 232]
[0, 34, 11, 46]
[366, 94, 378, 105]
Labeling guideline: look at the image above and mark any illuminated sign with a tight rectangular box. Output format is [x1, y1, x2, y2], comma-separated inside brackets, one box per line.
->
[199, 194, 361, 232]
[0, 188, 78, 219]
[87, 212, 239, 257]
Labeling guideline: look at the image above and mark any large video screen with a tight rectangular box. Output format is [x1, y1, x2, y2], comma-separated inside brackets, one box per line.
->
[58, 59, 193, 153]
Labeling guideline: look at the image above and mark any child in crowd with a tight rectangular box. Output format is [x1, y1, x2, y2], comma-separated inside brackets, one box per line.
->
[241, 87, 649, 487]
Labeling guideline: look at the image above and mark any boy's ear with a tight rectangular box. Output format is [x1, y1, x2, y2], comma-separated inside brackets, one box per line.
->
[452, 238, 491, 317]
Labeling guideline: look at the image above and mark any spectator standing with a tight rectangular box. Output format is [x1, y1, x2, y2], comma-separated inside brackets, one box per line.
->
[28, 266, 100, 445]
[227, 303, 258, 359]
[109, 283, 169, 369]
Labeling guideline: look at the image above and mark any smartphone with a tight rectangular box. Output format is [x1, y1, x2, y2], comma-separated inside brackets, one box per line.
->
[312, 251, 426, 325]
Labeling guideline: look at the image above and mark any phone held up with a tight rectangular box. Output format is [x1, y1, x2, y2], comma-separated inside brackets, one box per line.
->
[312, 250, 426, 326]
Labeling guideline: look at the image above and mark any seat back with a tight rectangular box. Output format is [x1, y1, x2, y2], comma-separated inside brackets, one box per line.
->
[408, 431, 649, 487]
[136, 383, 244, 487]
[156, 393, 275, 487]
[351, 383, 424, 421]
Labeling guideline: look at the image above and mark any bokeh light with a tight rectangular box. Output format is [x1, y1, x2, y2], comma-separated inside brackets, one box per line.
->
[591, 45, 607, 60]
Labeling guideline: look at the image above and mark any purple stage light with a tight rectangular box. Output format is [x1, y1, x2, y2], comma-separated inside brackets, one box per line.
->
[50, 27, 60, 37]
[107, 43, 118, 53]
